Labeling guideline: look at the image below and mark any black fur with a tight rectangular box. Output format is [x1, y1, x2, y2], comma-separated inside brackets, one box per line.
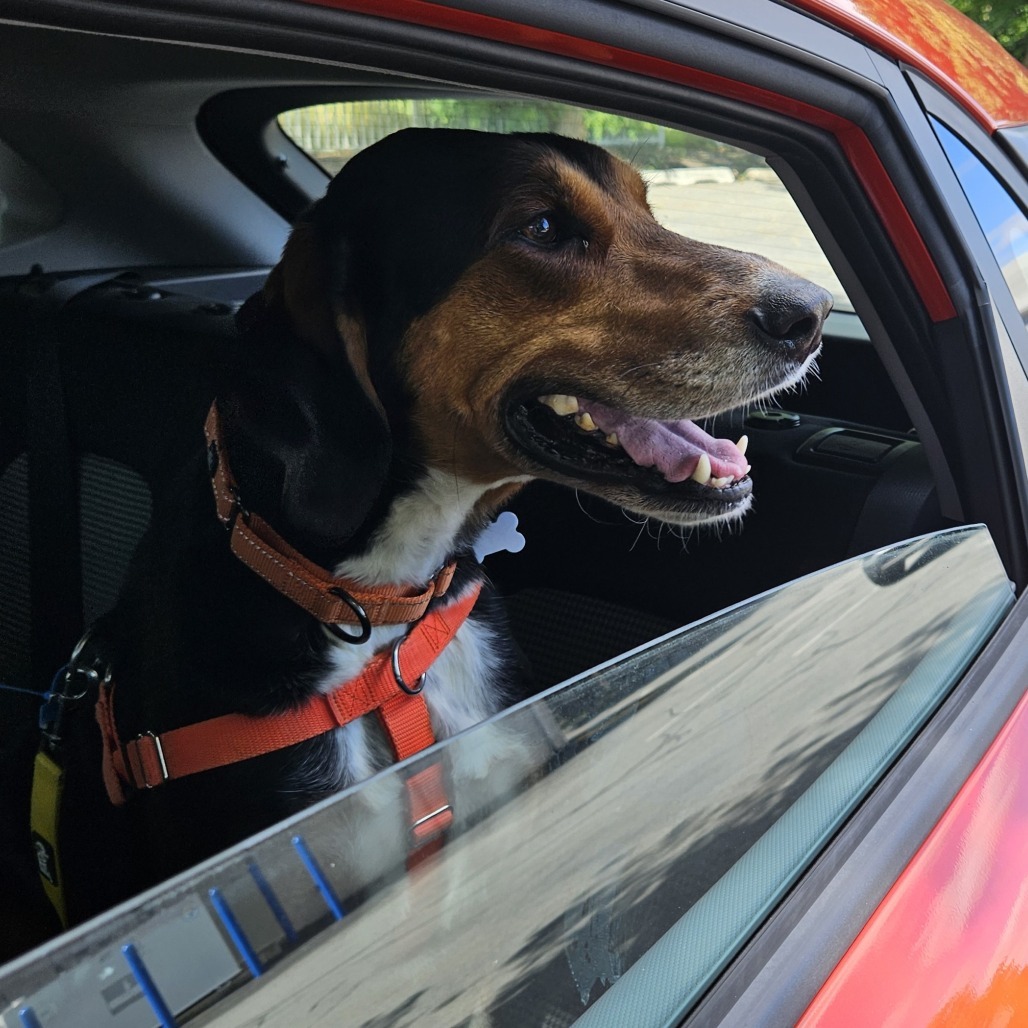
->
[7, 126, 793, 938]
[45, 130, 562, 926]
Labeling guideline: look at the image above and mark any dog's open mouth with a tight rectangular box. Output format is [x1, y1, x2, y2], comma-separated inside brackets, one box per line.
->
[504, 391, 753, 513]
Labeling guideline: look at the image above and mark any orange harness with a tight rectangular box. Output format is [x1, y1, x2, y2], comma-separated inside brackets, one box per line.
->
[95, 402, 480, 856]
[96, 583, 479, 797]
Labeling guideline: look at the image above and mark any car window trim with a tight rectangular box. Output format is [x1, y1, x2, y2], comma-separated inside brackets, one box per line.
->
[23, 0, 956, 323]
[689, 579, 1028, 1026]
[898, 70, 1028, 570]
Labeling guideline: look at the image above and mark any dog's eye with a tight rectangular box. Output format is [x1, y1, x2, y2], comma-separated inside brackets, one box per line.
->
[521, 214, 559, 245]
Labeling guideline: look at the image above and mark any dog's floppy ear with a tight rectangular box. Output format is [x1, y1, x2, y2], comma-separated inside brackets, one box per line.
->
[263, 221, 336, 352]
[226, 213, 393, 559]
[263, 217, 385, 420]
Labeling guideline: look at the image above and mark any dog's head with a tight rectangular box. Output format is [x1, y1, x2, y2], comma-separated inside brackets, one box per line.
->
[260, 128, 832, 542]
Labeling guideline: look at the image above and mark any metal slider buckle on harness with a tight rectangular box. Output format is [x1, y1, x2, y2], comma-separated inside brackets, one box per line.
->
[409, 802, 453, 843]
[131, 731, 170, 788]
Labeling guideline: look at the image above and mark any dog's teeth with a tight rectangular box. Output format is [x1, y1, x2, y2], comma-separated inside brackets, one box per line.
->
[575, 412, 597, 432]
[710, 475, 734, 489]
[745, 463, 752, 476]
[539, 394, 579, 416]
[737, 434, 749, 457]
[605, 432, 619, 447]
[691, 453, 712, 485]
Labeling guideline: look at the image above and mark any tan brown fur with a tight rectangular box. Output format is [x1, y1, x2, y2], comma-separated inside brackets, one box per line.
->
[399, 150, 781, 486]
[270, 131, 830, 530]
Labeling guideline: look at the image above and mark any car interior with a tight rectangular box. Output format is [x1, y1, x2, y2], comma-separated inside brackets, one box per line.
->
[0, 26, 952, 700]
[0, 16, 987, 1011]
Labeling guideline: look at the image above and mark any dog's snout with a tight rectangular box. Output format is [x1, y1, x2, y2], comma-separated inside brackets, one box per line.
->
[748, 282, 833, 360]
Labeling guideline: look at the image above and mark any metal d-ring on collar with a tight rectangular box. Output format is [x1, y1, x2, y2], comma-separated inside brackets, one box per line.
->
[326, 587, 373, 645]
[391, 634, 426, 695]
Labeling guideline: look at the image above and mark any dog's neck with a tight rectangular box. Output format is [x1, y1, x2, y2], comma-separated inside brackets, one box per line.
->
[336, 466, 528, 587]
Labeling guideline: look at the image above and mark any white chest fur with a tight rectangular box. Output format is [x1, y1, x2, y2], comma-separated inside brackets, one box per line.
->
[304, 467, 526, 790]
[315, 596, 505, 787]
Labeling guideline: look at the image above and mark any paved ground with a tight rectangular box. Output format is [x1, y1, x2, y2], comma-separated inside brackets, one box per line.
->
[645, 173, 848, 308]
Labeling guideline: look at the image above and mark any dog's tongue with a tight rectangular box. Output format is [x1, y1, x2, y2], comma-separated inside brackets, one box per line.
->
[582, 400, 748, 482]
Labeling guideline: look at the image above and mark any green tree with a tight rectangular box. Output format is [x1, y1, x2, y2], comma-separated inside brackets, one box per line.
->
[950, 0, 1028, 62]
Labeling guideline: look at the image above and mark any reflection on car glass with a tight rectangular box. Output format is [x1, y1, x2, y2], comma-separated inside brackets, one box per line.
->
[934, 118, 1028, 324]
[2, 527, 1010, 1028]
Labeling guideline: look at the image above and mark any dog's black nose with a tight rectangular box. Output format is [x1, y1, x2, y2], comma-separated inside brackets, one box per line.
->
[749, 281, 833, 361]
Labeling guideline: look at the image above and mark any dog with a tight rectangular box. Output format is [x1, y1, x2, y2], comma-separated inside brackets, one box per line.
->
[21, 128, 832, 931]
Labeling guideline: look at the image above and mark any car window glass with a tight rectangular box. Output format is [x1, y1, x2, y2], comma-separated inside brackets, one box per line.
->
[1, 526, 1011, 1027]
[933, 117, 1028, 329]
[0, 138, 62, 247]
[278, 98, 853, 313]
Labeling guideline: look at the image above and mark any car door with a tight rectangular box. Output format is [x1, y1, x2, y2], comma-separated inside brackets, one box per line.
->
[2, 0, 1028, 1024]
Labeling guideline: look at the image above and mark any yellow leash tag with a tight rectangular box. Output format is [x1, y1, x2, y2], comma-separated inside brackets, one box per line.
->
[30, 749, 68, 928]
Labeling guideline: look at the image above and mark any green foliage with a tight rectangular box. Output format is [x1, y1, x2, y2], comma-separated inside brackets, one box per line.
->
[279, 98, 763, 173]
[950, 0, 1028, 61]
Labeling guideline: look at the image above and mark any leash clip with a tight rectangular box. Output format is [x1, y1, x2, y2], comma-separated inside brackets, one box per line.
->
[40, 631, 111, 749]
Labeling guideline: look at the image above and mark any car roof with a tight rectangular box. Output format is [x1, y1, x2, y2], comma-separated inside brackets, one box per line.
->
[790, 0, 1028, 130]
[295, 0, 1028, 131]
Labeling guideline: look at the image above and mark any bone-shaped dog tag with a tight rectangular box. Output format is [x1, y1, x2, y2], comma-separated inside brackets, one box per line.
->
[473, 511, 526, 562]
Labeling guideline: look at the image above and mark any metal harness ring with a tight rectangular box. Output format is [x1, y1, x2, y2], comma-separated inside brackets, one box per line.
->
[391, 635, 426, 695]
[326, 588, 373, 645]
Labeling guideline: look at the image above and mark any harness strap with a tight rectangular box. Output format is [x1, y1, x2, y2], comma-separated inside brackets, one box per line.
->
[405, 762, 452, 869]
[204, 403, 455, 627]
[97, 583, 481, 804]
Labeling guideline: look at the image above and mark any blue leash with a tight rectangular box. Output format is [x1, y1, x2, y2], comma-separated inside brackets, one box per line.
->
[0, 683, 47, 698]
[0, 666, 70, 729]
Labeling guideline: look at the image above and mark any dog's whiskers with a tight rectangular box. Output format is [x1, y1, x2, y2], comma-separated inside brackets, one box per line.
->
[450, 418, 462, 504]
[629, 516, 649, 552]
[574, 489, 622, 526]
[623, 359, 668, 378]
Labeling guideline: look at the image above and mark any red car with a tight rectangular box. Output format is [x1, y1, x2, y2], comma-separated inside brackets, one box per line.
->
[1, 0, 1028, 1024]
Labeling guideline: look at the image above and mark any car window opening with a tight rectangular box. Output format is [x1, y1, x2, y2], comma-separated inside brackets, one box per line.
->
[0, 72, 1008, 1028]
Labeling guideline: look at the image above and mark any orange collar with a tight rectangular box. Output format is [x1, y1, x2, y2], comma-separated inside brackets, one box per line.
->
[204, 402, 455, 642]
[96, 581, 481, 811]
